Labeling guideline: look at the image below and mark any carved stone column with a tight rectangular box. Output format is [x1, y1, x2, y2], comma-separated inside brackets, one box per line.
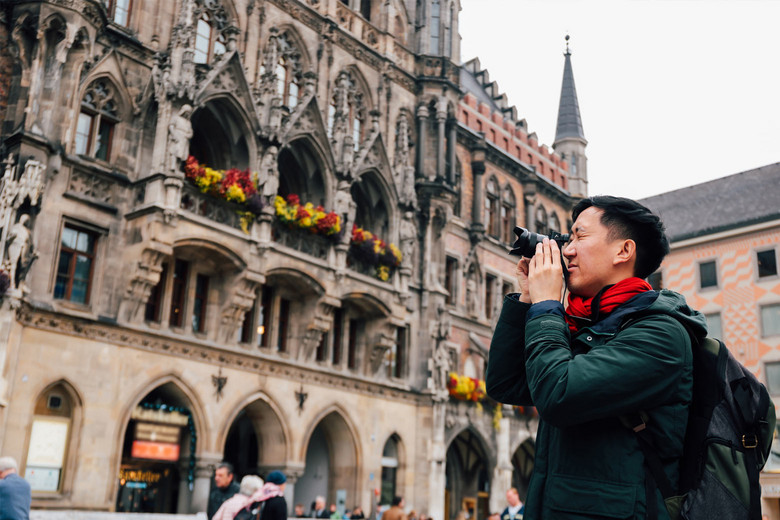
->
[447, 119, 457, 185]
[490, 415, 513, 514]
[428, 399, 448, 520]
[416, 104, 429, 179]
[470, 138, 487, 235]
[524, 184, 537, 232]
[435, 97, 448, 181]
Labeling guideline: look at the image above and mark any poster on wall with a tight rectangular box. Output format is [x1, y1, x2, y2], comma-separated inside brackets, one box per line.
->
[25, 417, 70, 491]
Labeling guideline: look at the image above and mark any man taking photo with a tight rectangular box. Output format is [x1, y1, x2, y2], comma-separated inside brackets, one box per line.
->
[487, 196, 706, 519]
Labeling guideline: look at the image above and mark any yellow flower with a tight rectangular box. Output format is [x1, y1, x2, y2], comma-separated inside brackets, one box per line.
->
[226, 184, 246, 203]
[377, 265, 390, 281]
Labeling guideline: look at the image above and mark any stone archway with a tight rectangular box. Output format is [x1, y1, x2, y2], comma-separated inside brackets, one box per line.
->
[222, 395, 288, 480]
[296, 410, 359, 516]
[116, 382, 200, 514]
[445, 429, 491, 520]
[189, 97, 251, 170]
[510, 438, 534, 501]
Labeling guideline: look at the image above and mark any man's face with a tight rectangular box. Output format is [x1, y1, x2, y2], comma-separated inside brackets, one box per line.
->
[562, 207, 628, 298]
[295, 505, 305, 516]
[506, 489, 520, 507]
[316, 499, 325, 510]
[214, 467, 233, 489]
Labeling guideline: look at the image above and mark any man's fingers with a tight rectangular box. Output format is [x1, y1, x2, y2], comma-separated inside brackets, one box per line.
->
[542, 238, 552, 264]
[550, 238, 561, 268]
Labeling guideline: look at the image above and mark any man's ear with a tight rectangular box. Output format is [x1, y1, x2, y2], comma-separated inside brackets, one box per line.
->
[613, 239, 636, 267]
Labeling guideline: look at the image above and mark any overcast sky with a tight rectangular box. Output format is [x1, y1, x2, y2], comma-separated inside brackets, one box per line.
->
[458, 0, 780, 200]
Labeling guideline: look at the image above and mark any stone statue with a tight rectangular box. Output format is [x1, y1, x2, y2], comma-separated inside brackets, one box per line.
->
[5, 214, 32, 290]
[466, 271, 478, 317]
[395, 113, 411, 168]
[431, 305, 452, 390]
[259, 146, 279, 201]
[399, 211, 416, 269]
[167, 104, 193, 174]
[333, 180, 356, 238]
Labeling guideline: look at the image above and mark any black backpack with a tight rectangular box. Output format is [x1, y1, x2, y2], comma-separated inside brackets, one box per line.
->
[626, 331, 776, 520]
[234, 501, 265, 520]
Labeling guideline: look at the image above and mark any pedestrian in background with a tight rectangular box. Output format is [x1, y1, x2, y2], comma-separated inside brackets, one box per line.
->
[0, 456, 31, 520]
[207, 462, 240, 520]
[212, 475, 264, 520]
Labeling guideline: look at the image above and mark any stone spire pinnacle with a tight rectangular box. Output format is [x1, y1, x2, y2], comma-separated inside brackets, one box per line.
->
[554, 35, 585, 143]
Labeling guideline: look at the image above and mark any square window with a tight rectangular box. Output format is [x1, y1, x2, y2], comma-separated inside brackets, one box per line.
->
[761, 304, 780, 337]
[54, 225, 97, 304]
[758, 249, 778, 278]
[766, 361, 780, 395]
[699, 261, 718, 289]
[704, 313, 723, 340]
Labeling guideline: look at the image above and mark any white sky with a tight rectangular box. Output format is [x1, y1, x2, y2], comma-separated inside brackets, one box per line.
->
[459, 0, 780, 200]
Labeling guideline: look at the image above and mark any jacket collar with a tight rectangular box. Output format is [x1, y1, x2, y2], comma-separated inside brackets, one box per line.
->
[583, 290, 660, 335]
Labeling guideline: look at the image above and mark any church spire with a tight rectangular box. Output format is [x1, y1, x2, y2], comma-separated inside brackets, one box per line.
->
[554, 35, 585, 142]
[552, 35, 588, 197]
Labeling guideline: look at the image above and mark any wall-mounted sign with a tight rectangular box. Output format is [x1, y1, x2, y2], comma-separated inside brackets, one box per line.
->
[24, 466, 60, 492]
[131, 440, 180, 461]
[131, 406, 189, 426]
[26, 417, 69, 468]
[135, 422, 180, 444]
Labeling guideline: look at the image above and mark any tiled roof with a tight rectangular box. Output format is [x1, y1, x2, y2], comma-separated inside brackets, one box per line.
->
[639, 162, 780, 242]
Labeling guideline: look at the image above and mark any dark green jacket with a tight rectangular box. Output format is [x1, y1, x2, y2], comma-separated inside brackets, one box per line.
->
[486, 289, 706, 520]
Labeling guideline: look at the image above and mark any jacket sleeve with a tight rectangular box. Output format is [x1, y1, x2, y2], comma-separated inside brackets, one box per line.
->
[524, 311, 692, 427]
[485, 295, 534, 405]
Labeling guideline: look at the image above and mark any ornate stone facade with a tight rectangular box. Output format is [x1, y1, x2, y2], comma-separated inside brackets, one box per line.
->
[0, 1, 580, 518]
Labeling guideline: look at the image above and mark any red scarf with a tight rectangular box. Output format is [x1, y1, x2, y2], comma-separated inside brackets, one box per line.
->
[565, 277, 652, 332]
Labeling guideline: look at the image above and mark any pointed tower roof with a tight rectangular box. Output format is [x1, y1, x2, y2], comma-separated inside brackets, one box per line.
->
[554, 35, 586, 143]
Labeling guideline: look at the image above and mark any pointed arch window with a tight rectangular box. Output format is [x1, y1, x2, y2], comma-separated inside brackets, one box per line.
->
[24, 383, 80, 493]
[430, 0, 441, 54]
[380, 436, 401, 505]
[484, 177, 500, 238]
[501, 186, 516, 243]
[548, 212, 562, 234]
[570, 153, 578, 177]
[535, 205, 548, 235]
[108, 0, 132, 26]
[194, 11, 226, 64]
[75, 79, 119, 161]
[329, 71, 367, 150]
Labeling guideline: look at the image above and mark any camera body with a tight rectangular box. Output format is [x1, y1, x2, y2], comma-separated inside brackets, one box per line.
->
[509, 226, 570, 258]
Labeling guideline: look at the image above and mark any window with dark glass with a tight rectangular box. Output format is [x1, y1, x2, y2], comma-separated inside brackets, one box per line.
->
[699, 260, 718, 289]
[347, 319, 359, 369]
[390, 327, 406, 379]
[315, 332, 328, 362]
[240, 295, 256, 344]
[758, 249, 778, 278]
[169, 259, 189, 327]
[766, 361, 780, 395]
[761, 304, 780, 337]
[144, 262, 169, 323]
[332, 309, 344, 365]
[277, 298, 290, 352]
[192, 274, 209, 333]
[54, 226, 97, 305]
[647, 271, 663, 291]
[485, 274, 496, 320]
[485, 178, 499, 237]
[258, 287, 273, 347]
[501, 187, 516, 243]
[380, 437, 399, 505]
[445, 257, 458, 305]
[75, 80, 118, 161]
[704, 313, 723, 340]
[535, 205, 548, 235]
[548, 212, 561, 234]
[360, 0, 371, 20]
[109, 0, 132, 26]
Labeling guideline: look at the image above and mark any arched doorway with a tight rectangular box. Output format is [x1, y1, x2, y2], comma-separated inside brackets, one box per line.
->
[223, 396, 287, 480]
[445, 429, 490, 520]
[116, 383, 198, 514]
[511, 438, 534, 501]
[296, 411, 359, 516]
[379, 434, 405, 507]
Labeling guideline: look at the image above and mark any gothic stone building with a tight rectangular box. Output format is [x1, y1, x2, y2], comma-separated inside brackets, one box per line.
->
[0, 0, 585, 517]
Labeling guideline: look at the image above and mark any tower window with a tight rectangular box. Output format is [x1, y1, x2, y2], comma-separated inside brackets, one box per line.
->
[75, 80, 118, 161]
[54, 225, 97, 305]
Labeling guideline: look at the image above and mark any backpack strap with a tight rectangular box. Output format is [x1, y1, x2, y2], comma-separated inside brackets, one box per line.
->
[740, 379, 770, 520]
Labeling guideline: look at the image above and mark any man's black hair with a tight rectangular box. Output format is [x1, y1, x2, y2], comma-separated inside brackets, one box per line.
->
[392, 496, 403, 507]
[571, 195, 670, 279]
[216, 461, 235, 475]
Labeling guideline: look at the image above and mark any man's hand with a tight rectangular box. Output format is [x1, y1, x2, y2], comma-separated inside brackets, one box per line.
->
[516, 257, 531, 303]
[527, 237, 564, 303]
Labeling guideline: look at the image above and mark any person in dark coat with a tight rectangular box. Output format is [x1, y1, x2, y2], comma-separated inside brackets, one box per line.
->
[487, 196, 703, 520]
[0, 456, 31, 520]
[207, 462, 240, 520]
[261, 470, 288, 520]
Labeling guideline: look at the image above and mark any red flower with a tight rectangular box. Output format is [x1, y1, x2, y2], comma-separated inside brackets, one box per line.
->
[286, 194, 300, 206]
[296, 205, 311, 220]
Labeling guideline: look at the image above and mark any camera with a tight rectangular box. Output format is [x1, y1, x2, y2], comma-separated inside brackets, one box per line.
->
[509, 226, 570, 258]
